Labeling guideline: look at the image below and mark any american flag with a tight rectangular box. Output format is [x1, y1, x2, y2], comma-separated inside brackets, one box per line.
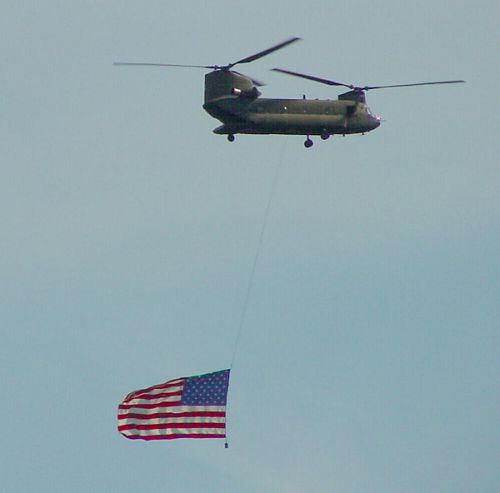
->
[118, 369, 230, 441]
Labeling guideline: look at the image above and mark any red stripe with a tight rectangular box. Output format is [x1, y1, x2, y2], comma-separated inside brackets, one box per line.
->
[124, 379, 184, 400]
[119, 401, 184, 410]
[118, 411, 225, 420]
[134, 379, 184, 393]
[120, 433, 225, 441]
[125, 390, 183, 402]
[118, 422, 225, 432]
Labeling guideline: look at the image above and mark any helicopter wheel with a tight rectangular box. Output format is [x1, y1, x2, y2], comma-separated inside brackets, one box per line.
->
[227, 134, 235, 142]
[304, 137, 313, 148]
[320, 132, 330, 140]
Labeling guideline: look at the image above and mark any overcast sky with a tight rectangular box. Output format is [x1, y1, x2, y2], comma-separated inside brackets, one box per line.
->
[1, 1, 499, 492]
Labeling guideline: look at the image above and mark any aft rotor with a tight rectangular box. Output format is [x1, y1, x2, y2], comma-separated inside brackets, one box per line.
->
[271, 67, 465, 102]
[114, 37, 301, 89]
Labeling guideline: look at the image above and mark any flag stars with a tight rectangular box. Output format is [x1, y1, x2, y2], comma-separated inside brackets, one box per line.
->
[181, 369, 230, 406]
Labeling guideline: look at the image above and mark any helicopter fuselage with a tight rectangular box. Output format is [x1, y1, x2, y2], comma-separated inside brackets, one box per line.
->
[204, 96, 381, 136]
[202, 70, 380, 138]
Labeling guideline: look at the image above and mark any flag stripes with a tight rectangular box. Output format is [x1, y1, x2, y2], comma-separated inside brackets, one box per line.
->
[124, 433, 225, 441]
[122, 411, 225, 420]
[118, 369, 230, 441]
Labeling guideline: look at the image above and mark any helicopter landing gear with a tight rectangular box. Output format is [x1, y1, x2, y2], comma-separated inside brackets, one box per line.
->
[304, 137, 313, 148]
[320, 132, 330, 140]
[227, 134, 235, 142]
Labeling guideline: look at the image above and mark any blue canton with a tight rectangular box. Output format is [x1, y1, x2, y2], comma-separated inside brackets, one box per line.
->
[181, 369, 230, 405]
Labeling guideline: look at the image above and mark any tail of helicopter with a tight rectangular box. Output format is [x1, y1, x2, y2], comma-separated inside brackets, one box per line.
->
[203, 70, 261, 128]
[204, 71, 260, 104]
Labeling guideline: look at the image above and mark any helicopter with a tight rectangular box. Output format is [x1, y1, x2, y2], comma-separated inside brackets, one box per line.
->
[114, 38, 465, 148]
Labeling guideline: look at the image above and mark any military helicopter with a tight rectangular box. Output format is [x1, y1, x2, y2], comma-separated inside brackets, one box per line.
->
[115, 38, 465, 148]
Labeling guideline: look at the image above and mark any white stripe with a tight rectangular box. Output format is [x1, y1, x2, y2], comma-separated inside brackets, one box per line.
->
[118, 405, 226, 416]
[125, 395, 182, 406]
[121, 428, 225, 437]
[119, 416, 226, 425]
[130, 383, 184, 399]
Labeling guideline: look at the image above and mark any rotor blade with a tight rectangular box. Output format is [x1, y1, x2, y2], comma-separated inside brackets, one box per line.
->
[230, 37, 301, 67]
[271, 68, 354, 89]
[113, 62, 217, 69]
[364, 80, 466, 90]
[114, 62, 266, 85]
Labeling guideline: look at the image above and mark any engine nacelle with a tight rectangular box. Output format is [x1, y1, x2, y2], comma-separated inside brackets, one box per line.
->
[205, 70, 259, 103]
[232, 87, 261, 99]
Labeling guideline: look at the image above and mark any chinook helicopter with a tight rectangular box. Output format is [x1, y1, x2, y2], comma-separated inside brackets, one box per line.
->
[115, 38, 464, 148]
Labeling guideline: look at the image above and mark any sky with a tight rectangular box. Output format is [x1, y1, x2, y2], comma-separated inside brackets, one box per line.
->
[1, 1, 499, 492]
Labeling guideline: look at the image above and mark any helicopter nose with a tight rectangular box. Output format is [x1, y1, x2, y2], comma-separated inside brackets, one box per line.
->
[374, 115, 382, 128]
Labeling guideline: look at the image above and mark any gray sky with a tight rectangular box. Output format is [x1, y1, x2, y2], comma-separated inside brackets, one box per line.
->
[1, 1, 499, 492]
